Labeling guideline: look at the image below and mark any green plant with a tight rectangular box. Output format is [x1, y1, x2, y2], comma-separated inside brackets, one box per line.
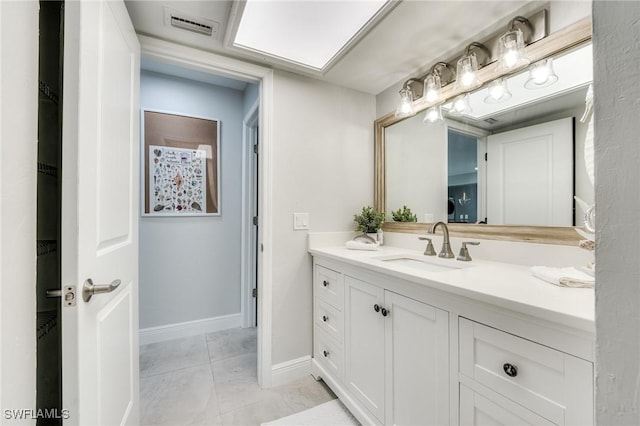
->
[391, 205, 417, 222]
[353, 206, 385, 233]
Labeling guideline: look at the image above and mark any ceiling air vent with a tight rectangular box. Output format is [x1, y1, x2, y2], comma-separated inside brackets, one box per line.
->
[484, 118, 498, 125]
[164, 7, 220, 37]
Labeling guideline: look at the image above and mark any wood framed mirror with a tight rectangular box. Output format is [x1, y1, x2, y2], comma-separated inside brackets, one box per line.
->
[375, 18, 592, 245]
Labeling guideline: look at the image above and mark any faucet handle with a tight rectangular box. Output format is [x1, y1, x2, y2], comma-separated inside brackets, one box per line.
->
[418, 236, 436, 256]
[457, 241, 480, 261]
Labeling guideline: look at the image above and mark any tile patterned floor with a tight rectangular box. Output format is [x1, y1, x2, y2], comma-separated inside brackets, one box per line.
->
[140, 327, 336, 426]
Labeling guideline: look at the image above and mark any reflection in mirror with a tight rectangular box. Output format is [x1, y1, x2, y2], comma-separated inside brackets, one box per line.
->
[384, 42, 593, 227]
[448, 130, 479, 224]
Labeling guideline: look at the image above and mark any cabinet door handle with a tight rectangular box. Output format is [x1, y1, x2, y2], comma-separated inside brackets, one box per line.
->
[322, 315, 328, 322]
[373, 304, 380, 313]
[323, 350, 330, 357]
[381, 308, 389, 317]
[323, 280, 329, 287]
[503, 363, 518, 378]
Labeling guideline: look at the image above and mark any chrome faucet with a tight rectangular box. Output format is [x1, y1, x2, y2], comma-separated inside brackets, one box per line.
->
[428, 221, 454, 258]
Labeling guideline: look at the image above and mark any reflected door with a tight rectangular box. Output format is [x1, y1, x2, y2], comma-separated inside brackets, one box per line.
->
[486, 117, 574, 226]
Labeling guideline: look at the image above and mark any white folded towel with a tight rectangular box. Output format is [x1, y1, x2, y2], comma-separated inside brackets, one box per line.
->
[530, 266, 595, 288]
[345, 240, 380, 251]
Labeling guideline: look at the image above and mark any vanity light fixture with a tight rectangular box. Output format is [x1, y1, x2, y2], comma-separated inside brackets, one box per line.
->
[395, 79, 419, 118]
[423, 105, 444, 124]
[450, 93, 473, 115]
[454, 42, 490, 92]
[423, 62, 455, 103]
[484, 78, 512, 103]
[497, 16, 532, 72]
[525, 58, 559, 89]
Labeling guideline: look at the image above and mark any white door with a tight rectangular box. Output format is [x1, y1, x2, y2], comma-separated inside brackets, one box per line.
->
[61, 1, 140, 425]
[486, 117, 573, 226]
[344, 276, 385, 422]
[384, 291, 449, 426]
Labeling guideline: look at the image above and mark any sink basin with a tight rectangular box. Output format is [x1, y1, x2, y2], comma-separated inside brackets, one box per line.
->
[372, 254, 470, 273]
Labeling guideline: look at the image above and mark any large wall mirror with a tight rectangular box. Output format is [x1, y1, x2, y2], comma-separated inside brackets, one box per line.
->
[375, 19, 592, 245]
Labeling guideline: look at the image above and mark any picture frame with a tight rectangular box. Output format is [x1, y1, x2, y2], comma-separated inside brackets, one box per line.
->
[141, 110, 221, 216]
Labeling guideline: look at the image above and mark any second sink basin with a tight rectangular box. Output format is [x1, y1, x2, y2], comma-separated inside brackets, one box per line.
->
[372, 254, 472, 273]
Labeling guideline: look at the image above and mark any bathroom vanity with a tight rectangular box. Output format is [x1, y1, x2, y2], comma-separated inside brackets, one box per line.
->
[309, 245, 594, 426]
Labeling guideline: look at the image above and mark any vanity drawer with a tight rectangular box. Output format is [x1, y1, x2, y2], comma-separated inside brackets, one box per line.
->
[459, 318, 593, 425]
[315, 265, 344, 310]
[314, 326, 343, 381]
[315, 298, 343, 344]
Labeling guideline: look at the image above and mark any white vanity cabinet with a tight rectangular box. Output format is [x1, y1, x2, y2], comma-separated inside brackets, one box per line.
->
[315, 264, 450, 426]
[458, 318, 593, 425]
[310, 254, 595, 426]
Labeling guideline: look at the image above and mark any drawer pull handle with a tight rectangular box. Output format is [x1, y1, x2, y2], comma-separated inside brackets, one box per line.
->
[323, 280, 329, 287]
[322, 315, 328, 322]
[503, 363, 518, 378]
[381, 308, 389, 317]
[323, 350, 330, 357]
[373, 304, 380, 313]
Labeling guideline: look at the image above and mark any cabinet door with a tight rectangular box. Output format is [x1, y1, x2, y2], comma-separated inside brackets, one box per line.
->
[345, 276, 385, 422]
[460, 384, 554, 425]
[385, 291, 449, 426]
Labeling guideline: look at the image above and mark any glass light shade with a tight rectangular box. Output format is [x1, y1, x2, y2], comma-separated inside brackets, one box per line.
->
[454, 54, 481, 91]
[450, 93, 472, 115]
[525, 58, 559, 89]
[394, 87, 415, 117]
[484, 78, 512, 103]
[497, 29, 530, 71]
[423, 105, 443, 124]
[423, 73, 442, 103]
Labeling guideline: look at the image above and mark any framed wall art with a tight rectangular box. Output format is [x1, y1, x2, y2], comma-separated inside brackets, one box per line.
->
[142, 110, 221, 216]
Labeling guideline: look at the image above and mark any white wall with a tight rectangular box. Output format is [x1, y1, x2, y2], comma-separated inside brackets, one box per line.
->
[0, 0, 38, 418]
[593, 2, 640, 423]
[139, 71, 245, 328]
[270, 70, 375, 365]
[375, 1, 593, 118]
[386, 114, 447, 223]
[243, 82, 259, 116]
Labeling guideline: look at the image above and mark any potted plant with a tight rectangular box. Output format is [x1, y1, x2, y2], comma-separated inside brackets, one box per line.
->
[353, 206, 385, 243]
[391, 205, 417, 222]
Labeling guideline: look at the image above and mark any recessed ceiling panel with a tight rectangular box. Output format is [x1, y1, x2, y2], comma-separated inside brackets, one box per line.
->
[234, 0, 388, 70]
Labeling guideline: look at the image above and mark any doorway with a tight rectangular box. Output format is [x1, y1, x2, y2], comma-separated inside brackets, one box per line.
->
[242, 100, 259, 328]
[36, 1, 64, 423]
[137, 59, 263, 387]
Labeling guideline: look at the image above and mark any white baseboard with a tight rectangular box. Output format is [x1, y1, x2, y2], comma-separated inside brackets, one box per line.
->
[271, 355, 312, 387]
[139, 313, 242, 346]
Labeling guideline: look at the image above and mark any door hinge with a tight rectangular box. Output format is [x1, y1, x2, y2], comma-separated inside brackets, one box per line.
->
[253, 144, 258, 154]
[253, 216, 258, 226]
[485, 152, 488, 161]
[252, 288, 258, 298]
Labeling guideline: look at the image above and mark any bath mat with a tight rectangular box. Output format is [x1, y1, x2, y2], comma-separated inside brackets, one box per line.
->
[261, 399, 359, 426]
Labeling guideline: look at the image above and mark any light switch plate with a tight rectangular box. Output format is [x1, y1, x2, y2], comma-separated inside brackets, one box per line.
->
[293, 212, 309, 230]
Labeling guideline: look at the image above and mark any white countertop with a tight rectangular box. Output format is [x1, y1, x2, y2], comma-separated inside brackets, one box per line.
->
[309, 245, 595, 333]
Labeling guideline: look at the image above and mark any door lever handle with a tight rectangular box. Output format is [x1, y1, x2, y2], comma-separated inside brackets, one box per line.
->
[82, 278, 121, 302]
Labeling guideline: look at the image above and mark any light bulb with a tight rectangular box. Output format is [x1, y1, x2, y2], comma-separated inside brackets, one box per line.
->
[423, 105, 443, 124]
[455, 54, 481, 91]
[497, 29, 529, 71]
[484, 78, 512, 104]
[525, 58, 559, 89]
[423, 73, 441, 103]
[395, 87, 415, 117]
[450, 94, 471, 115]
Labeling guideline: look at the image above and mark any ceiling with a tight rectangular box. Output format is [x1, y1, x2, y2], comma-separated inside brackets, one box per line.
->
[125, 0, 547, 95]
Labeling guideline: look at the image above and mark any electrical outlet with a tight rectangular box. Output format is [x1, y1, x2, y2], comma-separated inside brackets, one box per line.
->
[293, 212, 309, 230]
